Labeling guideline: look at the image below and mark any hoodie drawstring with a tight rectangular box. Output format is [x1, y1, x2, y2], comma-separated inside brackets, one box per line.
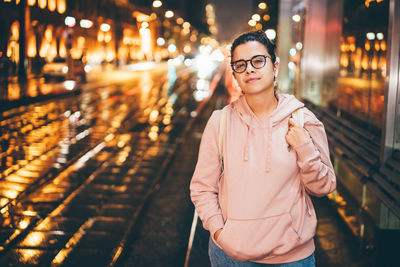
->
[242, 117, 271, 173]
[243, 124, 250, 161]
[265, 119, 272, 173]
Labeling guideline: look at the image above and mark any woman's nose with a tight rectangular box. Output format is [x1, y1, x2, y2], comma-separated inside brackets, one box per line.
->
[246, 63, 256, 73]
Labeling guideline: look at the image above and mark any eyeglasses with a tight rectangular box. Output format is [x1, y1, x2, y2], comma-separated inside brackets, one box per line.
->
[231, 55, 270, 73]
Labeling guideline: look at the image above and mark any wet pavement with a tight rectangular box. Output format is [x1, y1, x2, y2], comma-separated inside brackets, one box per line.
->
[0, 61, 220, 266]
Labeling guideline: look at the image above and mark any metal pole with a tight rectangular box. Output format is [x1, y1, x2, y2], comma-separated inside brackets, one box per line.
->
[18, 0, 27, 82]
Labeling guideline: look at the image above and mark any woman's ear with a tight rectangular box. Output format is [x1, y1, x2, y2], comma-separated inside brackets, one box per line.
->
[274, 60, 280, 78]
[232, 74, 240, 88]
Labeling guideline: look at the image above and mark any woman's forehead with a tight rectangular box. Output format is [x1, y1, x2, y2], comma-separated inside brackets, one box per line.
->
[232, 41, 269, 60]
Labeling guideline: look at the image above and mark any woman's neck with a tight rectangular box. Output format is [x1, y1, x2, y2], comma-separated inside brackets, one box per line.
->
[244, 89, 278, 120]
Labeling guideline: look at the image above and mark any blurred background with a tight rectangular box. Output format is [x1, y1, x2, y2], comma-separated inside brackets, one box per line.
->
[0, 0, 399, 266]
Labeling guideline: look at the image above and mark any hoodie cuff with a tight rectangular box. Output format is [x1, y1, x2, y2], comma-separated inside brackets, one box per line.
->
[293, 139, 316, 161]
[207, 214, 225, 237]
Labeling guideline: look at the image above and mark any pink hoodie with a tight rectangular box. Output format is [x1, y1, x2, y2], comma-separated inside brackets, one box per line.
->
[190, 94, 336, 264]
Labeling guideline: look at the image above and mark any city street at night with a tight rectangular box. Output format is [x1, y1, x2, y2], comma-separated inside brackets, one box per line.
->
[1, 0, 400, 266]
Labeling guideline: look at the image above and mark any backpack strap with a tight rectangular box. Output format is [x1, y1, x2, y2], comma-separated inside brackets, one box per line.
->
[291, 107, 304, 127]
[291, 107, 312, 214]
[218, 106, 228, 162]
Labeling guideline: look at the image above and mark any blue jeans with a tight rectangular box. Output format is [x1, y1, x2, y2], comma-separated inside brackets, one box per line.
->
[209, 237, 315, 267]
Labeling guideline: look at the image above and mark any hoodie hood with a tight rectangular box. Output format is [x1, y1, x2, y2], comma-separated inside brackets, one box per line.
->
[231, 94, 304, 172]
[231, 93, 304, 127]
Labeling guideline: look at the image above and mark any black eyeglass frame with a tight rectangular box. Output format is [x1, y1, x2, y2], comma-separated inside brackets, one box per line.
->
[231, 54, 271, 73]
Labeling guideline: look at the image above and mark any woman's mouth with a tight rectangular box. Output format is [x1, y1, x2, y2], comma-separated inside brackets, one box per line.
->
[245, 77, 260, 83]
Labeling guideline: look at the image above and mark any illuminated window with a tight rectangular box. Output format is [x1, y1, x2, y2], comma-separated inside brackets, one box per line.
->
[48, 0, 56, 11]
[57, 0, 66, 14]
[38, 0, 46, 9]
[27, 33, 37, 57]
[337, 0, 389, 133]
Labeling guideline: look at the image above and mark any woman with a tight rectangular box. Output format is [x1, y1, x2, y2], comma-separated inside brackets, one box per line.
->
[190, 30, 336, 266]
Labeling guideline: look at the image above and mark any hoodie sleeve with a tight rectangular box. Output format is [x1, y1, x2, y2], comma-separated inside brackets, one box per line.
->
[190, 110, 225, 237]
[292, 108, 336, 197]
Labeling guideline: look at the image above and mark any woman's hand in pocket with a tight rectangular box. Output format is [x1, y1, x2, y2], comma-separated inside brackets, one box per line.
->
[214, 228, 223, 241]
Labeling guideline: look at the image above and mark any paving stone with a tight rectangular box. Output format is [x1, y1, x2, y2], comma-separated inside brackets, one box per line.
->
[52, 173, 85, 186]
[90, 217, 127, 233]
[27, 192, 65, 203]
[58, 205, 99, 219]
[107, 193, 142, 205]
[38, 184, 71, 194]
[75, 231, 120, 251]
[0, 181, 29, 192]
[34, 217, 84, 233]
[0, 248, 57, 267]
[0, 229, 15, 244]
[83, 184, 114, 194]
[126, 184, 148, 194]
[124, 175, 152, 185]
[15, 231, 70, 249]
[68, 194, 107, 206]
[316, 219, 341, 237]
[4, 175, 37, 185]
[134, 167, 156, 177]
[59, 248, 112, 267]
[18, 203, 55, 216]
[99, 204, 136, 219]
[91, 174, 125, 185]
[140, 160, 161, 169]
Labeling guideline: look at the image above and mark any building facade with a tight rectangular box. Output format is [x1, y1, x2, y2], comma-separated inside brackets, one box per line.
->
[0, 0, 208, 83]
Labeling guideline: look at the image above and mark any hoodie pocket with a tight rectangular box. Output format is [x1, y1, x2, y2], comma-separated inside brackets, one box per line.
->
[216, 213, 301, 262]
[289, 189, 317, 243]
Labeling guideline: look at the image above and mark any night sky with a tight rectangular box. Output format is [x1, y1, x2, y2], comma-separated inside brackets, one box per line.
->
[210, 0, 253, 43]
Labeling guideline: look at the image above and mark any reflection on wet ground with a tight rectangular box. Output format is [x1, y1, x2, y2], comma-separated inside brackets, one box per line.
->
[1, 78, 78, 102]
[0, 61, 218, 265]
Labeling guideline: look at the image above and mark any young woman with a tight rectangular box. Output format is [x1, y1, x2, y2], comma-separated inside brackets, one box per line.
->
[190, 30, 336, 266]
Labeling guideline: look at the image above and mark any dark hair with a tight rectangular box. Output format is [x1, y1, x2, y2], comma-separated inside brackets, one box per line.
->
[230, 30, 277, 64]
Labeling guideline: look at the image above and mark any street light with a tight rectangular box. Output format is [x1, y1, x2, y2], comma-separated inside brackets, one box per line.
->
[142, 22, 149, 29]
[292, 14, 301, 22]
[366, 32, 375, 40]
[248, 20, 256, 27]
[265, 29, 276, 40]
[157, 37, 165, 46]
[252, 14, 261, 21]
[153, 0, 162, 8]
[64, 16, 76, 81]
[258, 2, 267, 10]
[165, 10, 174, 18]
[64, 16, 76, 27]
[100, 23, 111, 32]
[80, 19, 93, 29]
[168, 44, 176, 53]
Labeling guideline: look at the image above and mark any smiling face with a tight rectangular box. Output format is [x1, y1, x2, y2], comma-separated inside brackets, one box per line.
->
[232, 41, 278, 96]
